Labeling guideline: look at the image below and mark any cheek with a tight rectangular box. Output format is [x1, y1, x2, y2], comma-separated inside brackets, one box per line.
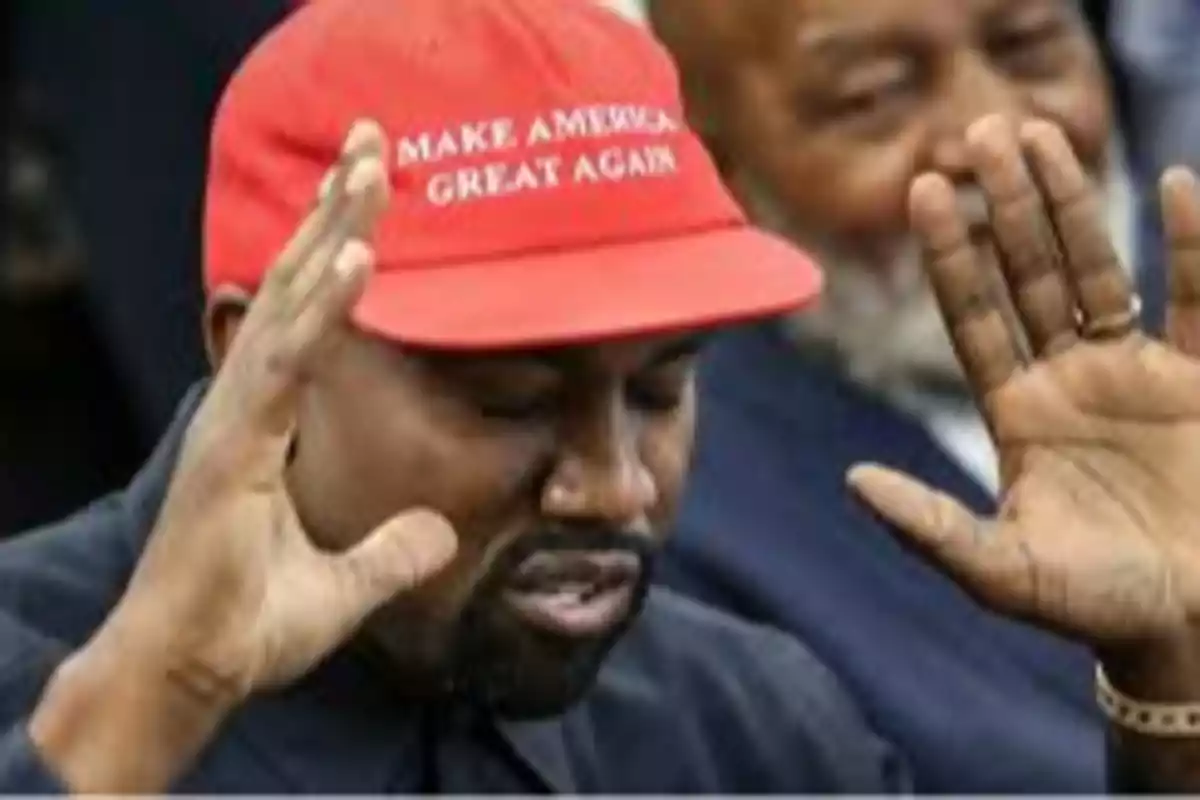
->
[724, 68, 920, 242]
[293, 385, 556, 639]
[1028, 72, 1112, 173]
[641, 391, 696, 531]
[730, 112, 921, 244]
[773, 139, 919, 241]
[293, 385, 548, 561]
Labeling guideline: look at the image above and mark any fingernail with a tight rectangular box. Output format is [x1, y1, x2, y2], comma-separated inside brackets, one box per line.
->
[334, 240, 374, 280]
[965, 114, 1014, 152]
[342, 118, 383, 156]
[342, 120, 368, 155]
[846, 463, 880, 492]
[907, 173, 955, 226]
[1163, 165, 1198, 194]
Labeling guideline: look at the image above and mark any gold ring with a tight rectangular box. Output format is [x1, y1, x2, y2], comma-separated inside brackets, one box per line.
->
[1080, 294, 1142, 339]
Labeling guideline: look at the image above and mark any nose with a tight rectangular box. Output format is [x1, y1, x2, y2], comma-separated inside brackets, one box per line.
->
[541, 399, 659, 530]
[922, 51, 1029, 180]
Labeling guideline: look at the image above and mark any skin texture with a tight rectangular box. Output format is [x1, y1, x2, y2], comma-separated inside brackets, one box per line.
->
[648, 0, 1114, 391]
[212, 302, 701, 716]
[649, 0, 1110, 246]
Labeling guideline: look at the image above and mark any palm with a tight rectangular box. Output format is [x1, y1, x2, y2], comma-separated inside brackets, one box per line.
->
[192, 486, 355, 690]
[984, 337, 1200, 642]
[849, 117, 1200, 652]
[132, 445, 364, 693]
[112, 122, 455, 703]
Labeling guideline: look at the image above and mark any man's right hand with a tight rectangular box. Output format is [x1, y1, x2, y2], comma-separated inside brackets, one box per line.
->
[26, 120, 459, 793]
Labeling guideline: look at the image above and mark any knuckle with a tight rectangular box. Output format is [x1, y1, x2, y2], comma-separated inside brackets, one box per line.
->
[260, 336, 305, 387]
[261, 261, 295, 295]
[926, 493, 968, 544]
[1055, 189, 1100, 233]
[926, 497, 956, 540]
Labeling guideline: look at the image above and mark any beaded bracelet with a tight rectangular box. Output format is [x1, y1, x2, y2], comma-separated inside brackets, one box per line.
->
[1096, 664, 1200, 737]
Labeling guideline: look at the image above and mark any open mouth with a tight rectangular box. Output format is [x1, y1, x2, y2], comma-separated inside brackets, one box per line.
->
[500, 550, 642, 639]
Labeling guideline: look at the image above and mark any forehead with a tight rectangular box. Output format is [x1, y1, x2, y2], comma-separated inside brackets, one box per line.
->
[382, 330, 710, 375]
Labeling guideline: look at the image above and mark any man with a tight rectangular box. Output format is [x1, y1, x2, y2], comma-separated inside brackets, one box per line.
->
[2, 0, 1200, 792]
[645, 0, 1124, 790]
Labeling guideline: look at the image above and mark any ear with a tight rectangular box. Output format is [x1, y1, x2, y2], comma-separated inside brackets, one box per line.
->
[202, 286, 254, 371]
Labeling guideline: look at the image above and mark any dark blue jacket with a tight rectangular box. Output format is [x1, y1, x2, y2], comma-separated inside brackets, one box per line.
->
[660, 323, 1107, 793]
[0, 386, 908, 793]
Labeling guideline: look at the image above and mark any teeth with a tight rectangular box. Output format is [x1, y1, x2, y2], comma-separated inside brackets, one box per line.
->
[530, 583, 595, 601]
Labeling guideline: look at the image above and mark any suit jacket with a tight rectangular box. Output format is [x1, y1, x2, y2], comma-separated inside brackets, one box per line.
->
[660, 323, 1107, 793]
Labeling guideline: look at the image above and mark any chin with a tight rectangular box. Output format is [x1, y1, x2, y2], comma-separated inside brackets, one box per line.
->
[446, 599, 642, 720]
[453, 629, 628, 720]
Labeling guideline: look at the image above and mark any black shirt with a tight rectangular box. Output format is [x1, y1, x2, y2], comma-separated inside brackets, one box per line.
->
[0, 386, 909, 793]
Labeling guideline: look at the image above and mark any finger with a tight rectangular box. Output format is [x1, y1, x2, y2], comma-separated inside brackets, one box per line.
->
[910, 172, 1023, 397]
[1020, 120, 1137, 342]
[846, 463, 1034, 615]
[331, 509, 459, 628]
[269, 119, 388, 287]
[285, 156, 390, 309]
[217, 157, 387, 440]
[186, 123, 389, 471]
[1162, 167, 1200, 357]
[288, 238, 376, 365]
[204, 240, 374, 460]
[966, 115, 1079, 356]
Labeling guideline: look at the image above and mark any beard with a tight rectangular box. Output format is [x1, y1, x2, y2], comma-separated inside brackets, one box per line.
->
[440, 527, 656, 720]
[737, 165, 1129, 399]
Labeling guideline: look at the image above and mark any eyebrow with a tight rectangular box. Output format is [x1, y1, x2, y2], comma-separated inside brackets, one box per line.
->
[517, 332, 712, 369]
[795, 24, 893, 60]
[646, 333, 711, 366]
[405, 332, 712, 373]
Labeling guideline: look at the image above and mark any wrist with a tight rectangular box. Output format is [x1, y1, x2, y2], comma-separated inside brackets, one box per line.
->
[1099, 625, 1200, 704]
[29, 626, 237, 793]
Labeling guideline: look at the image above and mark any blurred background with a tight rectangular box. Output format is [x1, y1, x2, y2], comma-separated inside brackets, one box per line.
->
[4, 0, 296, 534]
[0, 0, 1191, 538]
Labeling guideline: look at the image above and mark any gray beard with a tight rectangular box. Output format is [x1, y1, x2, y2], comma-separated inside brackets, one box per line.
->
[737, 169, 1129, 400]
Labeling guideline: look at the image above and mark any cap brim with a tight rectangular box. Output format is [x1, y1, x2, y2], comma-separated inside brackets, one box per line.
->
[352, 225, 822, 350]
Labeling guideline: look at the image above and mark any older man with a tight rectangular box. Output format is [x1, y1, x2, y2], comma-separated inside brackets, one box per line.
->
[647, 0, 1122, 791]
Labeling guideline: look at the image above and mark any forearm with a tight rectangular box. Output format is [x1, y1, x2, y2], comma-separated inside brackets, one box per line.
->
[1103, 634, 1200, 792]
[28, 627, 235, 794]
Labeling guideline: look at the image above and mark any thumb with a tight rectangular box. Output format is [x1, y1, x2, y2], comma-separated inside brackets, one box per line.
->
[847, 463, 1031, 613]
[1162, 166, 1200, 359]
[331, 508, 459, 625]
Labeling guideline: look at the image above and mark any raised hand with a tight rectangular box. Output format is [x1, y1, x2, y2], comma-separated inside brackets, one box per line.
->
[117, 120, 458, 697]
[29, 121, 458, 793]
[848, 115, 1200, 678]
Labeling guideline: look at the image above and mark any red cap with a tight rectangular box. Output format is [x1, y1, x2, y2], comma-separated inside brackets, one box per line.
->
[204, 0, 822, 350]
